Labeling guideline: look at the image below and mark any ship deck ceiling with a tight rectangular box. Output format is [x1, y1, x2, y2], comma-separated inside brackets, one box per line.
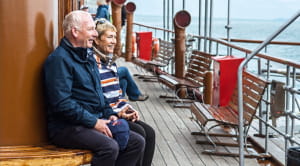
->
[112, 58, 263, 166]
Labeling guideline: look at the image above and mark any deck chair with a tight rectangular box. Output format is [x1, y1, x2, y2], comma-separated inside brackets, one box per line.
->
[190, 71, 269, 157]
[158, 50, 212, 108]
[133, 39, 174, 82]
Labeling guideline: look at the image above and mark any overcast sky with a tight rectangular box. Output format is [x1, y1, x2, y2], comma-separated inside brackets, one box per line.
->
[130, 0, 300, 20]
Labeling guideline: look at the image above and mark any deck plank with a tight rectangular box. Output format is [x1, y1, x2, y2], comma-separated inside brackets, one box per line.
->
[137, 84, 191, 165]
[144, 83, 200, 165]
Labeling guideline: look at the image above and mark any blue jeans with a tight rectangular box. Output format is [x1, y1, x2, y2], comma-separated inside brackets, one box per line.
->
[117, 66, 141, 100]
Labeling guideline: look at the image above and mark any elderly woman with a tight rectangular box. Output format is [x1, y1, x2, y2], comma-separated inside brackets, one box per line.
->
[93, 18, 155, 166]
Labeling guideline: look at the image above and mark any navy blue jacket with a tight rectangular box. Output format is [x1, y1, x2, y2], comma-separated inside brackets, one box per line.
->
[95, 5, 110, 20]
[43, 38, 116, 138]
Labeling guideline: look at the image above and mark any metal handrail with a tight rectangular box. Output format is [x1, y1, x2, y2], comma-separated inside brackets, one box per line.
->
[221, 38, 300, 46]
[133, 22, 174, 33]
[133, 22, 300, 68]
[237, 10, 300, 166]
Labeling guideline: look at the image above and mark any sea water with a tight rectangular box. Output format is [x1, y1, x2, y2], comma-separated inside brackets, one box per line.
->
[134, 15, 300, 61]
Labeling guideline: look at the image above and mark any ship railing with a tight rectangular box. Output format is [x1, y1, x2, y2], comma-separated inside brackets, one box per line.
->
[236, 10, 300, 165]
[132, 12, 300, 165]
[192, 18, 300, 166]
[133, 22, 174, 41]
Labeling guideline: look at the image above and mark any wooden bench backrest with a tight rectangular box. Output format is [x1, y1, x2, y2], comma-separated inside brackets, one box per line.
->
[185, 50, 212, 86]
[153, 39, 175, 66]
[228, 71, 268, 126]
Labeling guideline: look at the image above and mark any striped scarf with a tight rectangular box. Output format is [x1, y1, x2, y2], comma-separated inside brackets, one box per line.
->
[94, 55, 129, 113]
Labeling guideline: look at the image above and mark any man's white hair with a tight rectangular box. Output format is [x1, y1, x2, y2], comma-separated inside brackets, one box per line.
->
[63, 10, 92, 36]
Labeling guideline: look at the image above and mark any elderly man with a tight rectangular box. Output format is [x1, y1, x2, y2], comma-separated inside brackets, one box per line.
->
[43, 10, 145, 166]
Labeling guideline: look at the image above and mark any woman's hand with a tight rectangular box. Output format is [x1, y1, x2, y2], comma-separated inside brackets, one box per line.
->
[118, 106, 140, 122]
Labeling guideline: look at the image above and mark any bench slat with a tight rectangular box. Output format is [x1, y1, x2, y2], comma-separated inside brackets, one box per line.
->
[191, 102, 214, 125]
[159, 50, 212, 92]
[0, 145, 92, 166]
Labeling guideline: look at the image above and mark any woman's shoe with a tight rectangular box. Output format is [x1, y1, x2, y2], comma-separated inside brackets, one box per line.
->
[129, 94, 149, 101]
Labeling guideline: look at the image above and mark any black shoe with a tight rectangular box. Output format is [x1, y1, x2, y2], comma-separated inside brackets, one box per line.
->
[129, 94, 149, 101]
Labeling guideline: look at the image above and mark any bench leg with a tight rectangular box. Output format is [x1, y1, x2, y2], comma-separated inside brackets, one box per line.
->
[159, 95, 176, 99]
[192, 120, 217, 152]
[142, 76, 159, 82]
[202, 150, 272, 159]
[192, 122, 258, 156]
[133, 64, 151, 78]
[167, 86, 202, 108]
[191, 131, 237, 137]
[195, 139, 253, 148]
[158, 82, 176, 99]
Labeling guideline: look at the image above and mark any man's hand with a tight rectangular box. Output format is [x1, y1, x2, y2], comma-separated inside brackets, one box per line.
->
[109, 115, 118, 121]
[109, 115, 118, 125]
[94, 119, 112, 137]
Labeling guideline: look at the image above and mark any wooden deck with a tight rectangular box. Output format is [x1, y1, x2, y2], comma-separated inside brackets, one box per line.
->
[115, 58, 261, 166]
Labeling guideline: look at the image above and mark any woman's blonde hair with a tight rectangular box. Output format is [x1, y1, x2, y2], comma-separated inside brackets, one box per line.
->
[95, 18, 117, 38]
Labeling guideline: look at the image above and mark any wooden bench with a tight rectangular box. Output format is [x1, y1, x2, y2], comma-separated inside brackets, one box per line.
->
[190, 71, 268, 157]
[133, 39, 175, 81]
[0, 145, 92, 165]
[158, 50, 212, 107]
